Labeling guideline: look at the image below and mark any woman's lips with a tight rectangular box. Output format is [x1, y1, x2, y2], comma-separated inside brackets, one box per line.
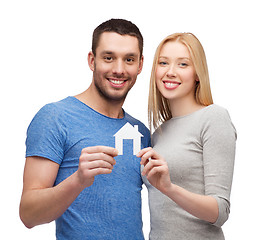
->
[163, 80, 181, 90]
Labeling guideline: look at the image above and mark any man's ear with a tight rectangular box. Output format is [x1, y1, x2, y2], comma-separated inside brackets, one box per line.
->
[137, 55, 144, 75]
[88, 51, 95, 71]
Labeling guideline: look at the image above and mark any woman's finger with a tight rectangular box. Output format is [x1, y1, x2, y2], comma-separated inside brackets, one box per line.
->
[136, 147, 152, 158]
[142, 159, 165, 176]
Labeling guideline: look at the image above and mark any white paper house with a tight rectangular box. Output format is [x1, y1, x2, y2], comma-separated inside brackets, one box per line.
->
[113, 122, 144, 155]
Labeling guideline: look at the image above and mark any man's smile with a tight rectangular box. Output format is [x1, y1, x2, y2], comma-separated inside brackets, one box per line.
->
[108, 77, 128, 88]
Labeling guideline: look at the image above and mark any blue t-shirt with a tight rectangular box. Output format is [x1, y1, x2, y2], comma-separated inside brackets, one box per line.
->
[26, 96, 151, 240]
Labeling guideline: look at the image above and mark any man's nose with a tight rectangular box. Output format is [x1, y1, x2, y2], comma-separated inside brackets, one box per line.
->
[112, 59, 125, 75]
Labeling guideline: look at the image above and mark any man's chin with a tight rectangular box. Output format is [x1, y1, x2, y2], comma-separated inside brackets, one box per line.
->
[94, 80, 131, 103]
[99, 90, 128, 103]
[108, 93, 128, 103]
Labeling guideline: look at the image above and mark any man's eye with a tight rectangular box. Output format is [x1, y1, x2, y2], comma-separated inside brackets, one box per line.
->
[126, 58, 134, 63]
[104, 56, 113, 61]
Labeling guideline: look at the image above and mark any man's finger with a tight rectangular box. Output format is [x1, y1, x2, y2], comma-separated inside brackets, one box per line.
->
[82, 146, 118, 157]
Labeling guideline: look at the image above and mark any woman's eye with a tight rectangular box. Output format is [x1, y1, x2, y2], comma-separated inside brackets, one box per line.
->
[159, 61, 167, 66]
[179, 63, 187, 67]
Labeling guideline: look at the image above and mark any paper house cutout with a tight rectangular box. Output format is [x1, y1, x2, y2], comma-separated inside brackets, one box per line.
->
[113, 122, 143, 155]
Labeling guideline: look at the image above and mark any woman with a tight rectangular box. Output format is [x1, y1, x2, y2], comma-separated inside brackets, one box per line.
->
[137, 33, 236, 239]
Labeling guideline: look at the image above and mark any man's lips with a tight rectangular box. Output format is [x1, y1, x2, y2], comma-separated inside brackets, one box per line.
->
[108, 78, 128, 88]
[163, 80, 181, 89]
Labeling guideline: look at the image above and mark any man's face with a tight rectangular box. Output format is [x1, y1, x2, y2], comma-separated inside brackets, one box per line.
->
[89, 32, 143, 103]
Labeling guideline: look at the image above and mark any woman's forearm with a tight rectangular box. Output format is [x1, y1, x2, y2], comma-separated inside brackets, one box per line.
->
[138, 147, 219, 223]
[163, 183, 219, 223]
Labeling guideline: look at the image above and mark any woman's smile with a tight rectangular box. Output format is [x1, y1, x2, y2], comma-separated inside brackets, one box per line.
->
[163, 80, 181, 90]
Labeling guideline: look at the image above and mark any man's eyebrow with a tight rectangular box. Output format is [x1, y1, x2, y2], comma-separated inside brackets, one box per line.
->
[125, 53, 139, 58]
[100, 51, 113, 55]
[100, 51, 139, 57]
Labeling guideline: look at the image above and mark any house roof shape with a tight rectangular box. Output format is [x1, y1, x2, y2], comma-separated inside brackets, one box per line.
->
[113, 122, 143, 138]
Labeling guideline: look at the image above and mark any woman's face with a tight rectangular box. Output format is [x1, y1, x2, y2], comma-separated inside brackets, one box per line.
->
[155, 41, 197, 103]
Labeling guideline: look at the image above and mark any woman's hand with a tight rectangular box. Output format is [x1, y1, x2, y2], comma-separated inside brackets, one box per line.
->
[137, 147, 172, 194]
[138, 147, 219, 224]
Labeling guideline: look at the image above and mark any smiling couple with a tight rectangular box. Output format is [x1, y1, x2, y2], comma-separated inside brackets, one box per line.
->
[20, 18, 236, 240]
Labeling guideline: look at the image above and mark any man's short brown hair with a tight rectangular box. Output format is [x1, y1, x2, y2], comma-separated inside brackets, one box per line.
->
[92, 18, 143, 58]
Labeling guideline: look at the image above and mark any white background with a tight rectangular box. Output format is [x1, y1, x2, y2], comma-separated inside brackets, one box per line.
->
[1, 0, 273, 239]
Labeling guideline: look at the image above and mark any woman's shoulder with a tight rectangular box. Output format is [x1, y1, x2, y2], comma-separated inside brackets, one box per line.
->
[202, 104, 231, 121]
[201, 104, 236, 135]
[205, 103, 228, 113]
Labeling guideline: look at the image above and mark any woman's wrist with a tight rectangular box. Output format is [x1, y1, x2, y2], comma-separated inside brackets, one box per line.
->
[161, 182, 176, 196]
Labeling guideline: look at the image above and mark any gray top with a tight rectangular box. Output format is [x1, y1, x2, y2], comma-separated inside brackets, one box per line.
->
[143, 104, 237, 240]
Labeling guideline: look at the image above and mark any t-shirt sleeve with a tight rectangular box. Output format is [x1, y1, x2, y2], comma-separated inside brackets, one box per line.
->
[201, 106, 237, 227]
[25, 104, 66, 165]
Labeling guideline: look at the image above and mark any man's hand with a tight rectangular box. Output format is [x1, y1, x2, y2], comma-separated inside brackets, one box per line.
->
[77, 146, 118, 188]
[20, 146, 118, 228]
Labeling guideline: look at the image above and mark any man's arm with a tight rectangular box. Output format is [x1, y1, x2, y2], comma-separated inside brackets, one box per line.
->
[20, 146, 118, 228]
[19, 156, 85, 228]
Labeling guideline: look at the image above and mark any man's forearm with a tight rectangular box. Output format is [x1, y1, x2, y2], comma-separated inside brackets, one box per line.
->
[20, 171, 84, 228]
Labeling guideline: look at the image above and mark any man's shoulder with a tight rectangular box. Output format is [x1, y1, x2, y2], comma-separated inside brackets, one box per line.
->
[30, 97, 77, 127]
[38, 96, 77, 115]
[47, 96, 75, 109]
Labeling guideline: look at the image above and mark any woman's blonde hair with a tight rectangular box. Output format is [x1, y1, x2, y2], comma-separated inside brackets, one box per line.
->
[148, 32, 213, 130]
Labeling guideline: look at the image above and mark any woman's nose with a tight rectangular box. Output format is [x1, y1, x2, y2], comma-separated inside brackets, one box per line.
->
[166, 65, 177, 78]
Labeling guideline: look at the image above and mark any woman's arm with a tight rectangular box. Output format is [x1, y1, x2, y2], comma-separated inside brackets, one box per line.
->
[138, 147, 218, 223]
[163, 183, 218, 223]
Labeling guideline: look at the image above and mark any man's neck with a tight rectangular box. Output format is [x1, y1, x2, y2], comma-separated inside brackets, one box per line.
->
[74, 85, 125, 119]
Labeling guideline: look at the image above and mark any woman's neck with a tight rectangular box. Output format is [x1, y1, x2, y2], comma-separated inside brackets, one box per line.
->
[169, 97, 204, 118]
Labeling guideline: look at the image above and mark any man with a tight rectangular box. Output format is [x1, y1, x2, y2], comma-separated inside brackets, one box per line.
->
[20, 19, 150, 239]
